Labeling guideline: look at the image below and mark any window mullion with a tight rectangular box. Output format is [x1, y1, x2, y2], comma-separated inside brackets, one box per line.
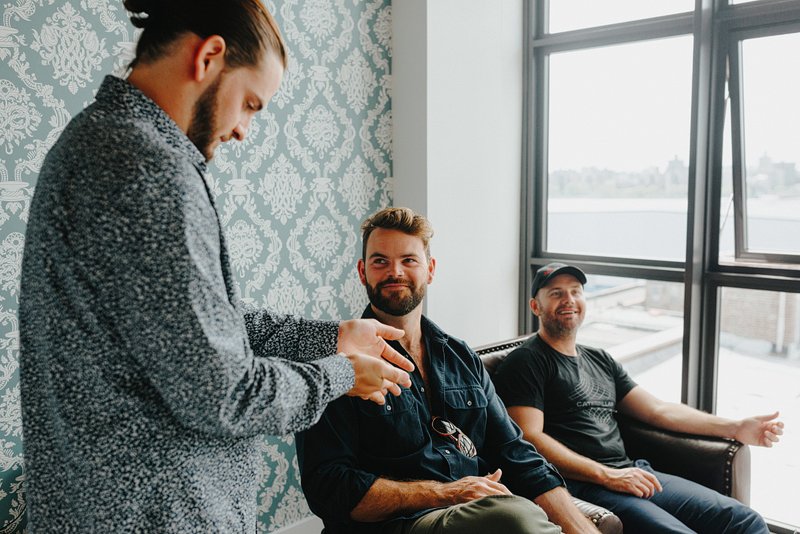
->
[682, 0, 718, 410]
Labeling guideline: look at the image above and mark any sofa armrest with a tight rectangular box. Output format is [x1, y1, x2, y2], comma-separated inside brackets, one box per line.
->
[616, 413, 751, 505]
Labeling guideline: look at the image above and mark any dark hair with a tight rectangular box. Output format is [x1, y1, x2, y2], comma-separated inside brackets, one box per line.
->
[361, 207, 434, 260]
[124, 0, 287, 70]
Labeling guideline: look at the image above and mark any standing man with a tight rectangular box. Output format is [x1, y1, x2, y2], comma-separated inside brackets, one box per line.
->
[297, 208, 600, 534]
[19, 1, 412, 531]
[493, 262, 784, 533]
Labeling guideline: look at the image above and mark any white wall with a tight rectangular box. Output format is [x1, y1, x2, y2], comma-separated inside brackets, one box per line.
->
[393, 0, 524, 345]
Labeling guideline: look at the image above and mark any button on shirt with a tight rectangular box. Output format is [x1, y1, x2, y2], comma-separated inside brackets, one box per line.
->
[296, 307, 565, 534]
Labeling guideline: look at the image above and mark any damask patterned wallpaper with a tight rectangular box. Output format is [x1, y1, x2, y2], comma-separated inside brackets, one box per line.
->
[0, 0, 392, 531]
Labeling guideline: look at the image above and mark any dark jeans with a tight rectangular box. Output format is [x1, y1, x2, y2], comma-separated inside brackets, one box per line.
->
[565, 459, 768, 534]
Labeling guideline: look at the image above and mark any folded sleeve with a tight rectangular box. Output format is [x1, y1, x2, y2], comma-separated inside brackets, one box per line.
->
[296, 397, 378, 526]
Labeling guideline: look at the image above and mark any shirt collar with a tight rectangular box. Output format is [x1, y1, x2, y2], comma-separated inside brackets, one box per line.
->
[95, 75, 207, 172]
[359, 304, 450, 345]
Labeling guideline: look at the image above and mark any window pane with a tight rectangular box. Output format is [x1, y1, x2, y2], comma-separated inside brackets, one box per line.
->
[716, 287, 800, 528]
[739, 33, 800, 257]
[547, 37, 693, 260]
[580, 275, 684, 403]
[548, 0, 693, 33]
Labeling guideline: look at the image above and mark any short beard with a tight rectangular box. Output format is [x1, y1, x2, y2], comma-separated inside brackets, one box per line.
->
[187, 75, 221, 161]
[537, 306, 582, 341]
[540, 317, 575, 340]
[366, 278, 426, 317]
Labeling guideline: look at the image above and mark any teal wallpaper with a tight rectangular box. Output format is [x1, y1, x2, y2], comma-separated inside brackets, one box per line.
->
[0, 0, 393, 531]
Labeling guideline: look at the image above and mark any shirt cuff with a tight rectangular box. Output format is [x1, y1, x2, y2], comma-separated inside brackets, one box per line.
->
[315, 352, 356, 403]
[510, 463, 566, 501]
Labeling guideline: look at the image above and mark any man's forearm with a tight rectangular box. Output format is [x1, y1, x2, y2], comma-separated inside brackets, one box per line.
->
[620, 387, 783, 447]
[524, 429, 663, 498]
[241, 306, 339, 362]
[534, 486, 601, 533]
[526, 430, 611, 485]
[647, 402, 737, 438]
[620, 387, 739, 439]
[350, 478, 447, 522]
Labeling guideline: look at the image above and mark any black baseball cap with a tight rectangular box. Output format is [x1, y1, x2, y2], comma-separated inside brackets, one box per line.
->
[530, 263, 587, 298]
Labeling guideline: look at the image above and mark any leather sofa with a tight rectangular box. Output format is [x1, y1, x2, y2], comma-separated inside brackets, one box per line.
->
[474, 335, 751, 534]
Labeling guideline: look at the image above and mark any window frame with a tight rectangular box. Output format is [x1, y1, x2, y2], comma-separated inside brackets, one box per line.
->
[727, 21, 800, 264]
[522, 2, 800, 529]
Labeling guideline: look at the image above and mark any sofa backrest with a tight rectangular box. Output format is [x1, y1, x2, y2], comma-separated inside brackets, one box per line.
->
[473, 335, 532, 376]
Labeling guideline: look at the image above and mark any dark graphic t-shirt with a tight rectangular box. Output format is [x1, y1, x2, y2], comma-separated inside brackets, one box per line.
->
[493, 334, 638, 468]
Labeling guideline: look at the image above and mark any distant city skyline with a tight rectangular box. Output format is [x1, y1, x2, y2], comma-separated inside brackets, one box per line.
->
[549, 153, 799, 198]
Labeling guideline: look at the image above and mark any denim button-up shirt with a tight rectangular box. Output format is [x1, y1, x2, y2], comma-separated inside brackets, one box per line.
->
[296, 307, 565, 534]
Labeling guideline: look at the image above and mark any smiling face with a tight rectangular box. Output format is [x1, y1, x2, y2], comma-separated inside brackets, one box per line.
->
[187, 52, 283, 161]
[358, 228, 435, 317]
[531, 273, 586, 340]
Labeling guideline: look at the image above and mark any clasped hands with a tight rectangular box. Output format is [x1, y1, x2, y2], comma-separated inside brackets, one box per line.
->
[337, 319, 415, 405]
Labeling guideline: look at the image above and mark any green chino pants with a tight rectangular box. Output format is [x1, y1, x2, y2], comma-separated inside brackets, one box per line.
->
[384, 495, 563, 534]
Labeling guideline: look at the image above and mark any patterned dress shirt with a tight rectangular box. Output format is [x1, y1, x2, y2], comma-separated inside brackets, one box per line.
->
[19, 75, 354, 532]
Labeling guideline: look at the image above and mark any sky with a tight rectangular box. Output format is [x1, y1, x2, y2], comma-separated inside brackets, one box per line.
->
[546, 1, 799, 173]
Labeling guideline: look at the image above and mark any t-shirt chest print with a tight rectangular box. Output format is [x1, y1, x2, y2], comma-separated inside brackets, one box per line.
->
[568, 364, 616, 426]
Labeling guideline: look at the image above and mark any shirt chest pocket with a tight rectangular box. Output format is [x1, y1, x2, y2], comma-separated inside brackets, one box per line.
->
[357, 390, 426, 459]
[442, 386, 489, 441]
[444, 386, 488, 410]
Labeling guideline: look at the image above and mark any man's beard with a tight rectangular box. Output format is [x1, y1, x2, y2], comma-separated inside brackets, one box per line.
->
[538, 308, 583, 340]
[366, 278, 426, 317]
[187, 76, 221, 161]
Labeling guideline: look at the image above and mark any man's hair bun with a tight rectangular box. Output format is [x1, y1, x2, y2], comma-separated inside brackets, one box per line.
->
[123, 0, 286, 71]
[123, 0, 165, 29]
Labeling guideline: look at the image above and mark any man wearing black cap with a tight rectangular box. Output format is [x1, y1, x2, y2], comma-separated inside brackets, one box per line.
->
[493, 263, 783, 534]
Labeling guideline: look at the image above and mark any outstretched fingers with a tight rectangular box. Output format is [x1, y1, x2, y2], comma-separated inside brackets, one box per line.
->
[370, 321, 404, 341]
[382, 361, 412, 389]
[750, 412, 784, 447]
[364, 390, 386, 405]
[378, 338, 415, 373]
